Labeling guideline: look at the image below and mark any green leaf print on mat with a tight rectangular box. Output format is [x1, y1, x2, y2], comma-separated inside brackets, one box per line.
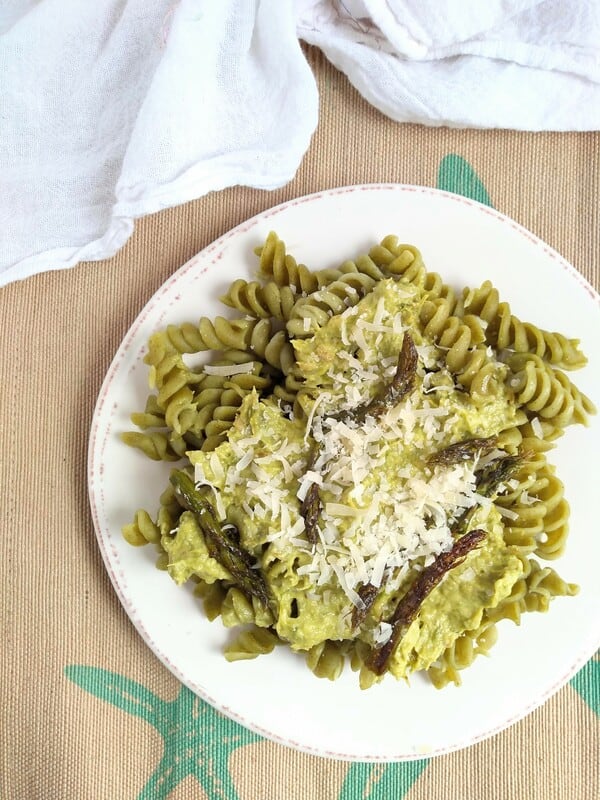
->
[570, 656, 600, 717]
[64, 666, 260, 800]
[437, 154, 493, 207]
[65, 665, 428, 800]
[338, 762, 429, 800]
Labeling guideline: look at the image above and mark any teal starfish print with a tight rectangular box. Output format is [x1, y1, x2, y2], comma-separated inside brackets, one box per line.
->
[570, 654, 600, 717]
[64, 665, 260, 800]
[437, 153, 493, 207]
[65, 666, 429, 800]
[339, 761, 428, 800]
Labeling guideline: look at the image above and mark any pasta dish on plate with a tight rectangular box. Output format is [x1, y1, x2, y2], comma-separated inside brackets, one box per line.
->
[120, 232, 595, 689]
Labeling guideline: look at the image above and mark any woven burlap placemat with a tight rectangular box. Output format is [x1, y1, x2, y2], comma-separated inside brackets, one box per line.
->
[1, 46, 598, 800]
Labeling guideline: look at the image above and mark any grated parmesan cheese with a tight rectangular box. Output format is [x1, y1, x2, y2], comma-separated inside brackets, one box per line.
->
[530, 416, 544, 439]
[351, 322, 370, 357]
[202, 362, 255, 377]
[497, 505, 520, 521]
[188, 278, 518, 611]
[373, 621, 393, 645]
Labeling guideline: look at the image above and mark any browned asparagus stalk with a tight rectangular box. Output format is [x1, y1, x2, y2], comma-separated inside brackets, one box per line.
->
[301, 482, 321, 545]
[427, 436, 498, 466]
[351, 583, 379, 629]
[350, 332, 418, 423]
[170, 470, 271, 608]
[366, 529, 486, 676]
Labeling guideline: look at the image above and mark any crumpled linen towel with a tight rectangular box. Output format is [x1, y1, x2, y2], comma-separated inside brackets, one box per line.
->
[1, 0, 599, 287]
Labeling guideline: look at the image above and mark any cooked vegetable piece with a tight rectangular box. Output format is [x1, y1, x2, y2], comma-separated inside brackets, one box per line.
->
[170, 470, 271, 608]
[451, 453, 525, 535]
[428, 436, 498, 466]
[301, 482, 321, 545]
[475, 453, 524, 496]
[351, 582, 379, 629]
[352, 332, 418, 422]
[366, 529, 486, 675]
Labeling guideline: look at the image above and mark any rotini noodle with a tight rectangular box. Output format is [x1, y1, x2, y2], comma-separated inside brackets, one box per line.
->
[255, 231, 321, 293]
[461, 281, 588, 369]
[122, 509, 161, 546]
[224, 627, 280, 661]
[286, 272, 378, 338]
[220, 278, 298, 321]
[305, 641, 346, 681]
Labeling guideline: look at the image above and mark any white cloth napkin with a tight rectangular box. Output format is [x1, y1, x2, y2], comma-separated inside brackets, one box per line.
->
[1, 0, 599, 287]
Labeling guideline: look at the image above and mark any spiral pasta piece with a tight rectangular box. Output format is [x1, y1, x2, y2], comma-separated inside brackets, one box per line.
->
[200, 387, 248, 450]
[162, 360, 272, 449]
[368, 237, 426, 286]
[164, 322, 215, 354]
[494, 423, 523, 454]
[462, 282, 587, 369]
[422, 270, 458, 309]
[533, 471, 569, 560]
[520, 559, 578, 612]
[513, 417, 563, 452]
[305, 641, 346, 681]
[120, 431, 181, 462]
[142, 339, 207, 428]
[457, 280, 500, 321]
[486, 553, 577, 625]
[224, 627, 280, 661]
[163, 385, 198, 435]
[122, 509, 161, 546]
[553, 370, 596, 424]
[220, 279, 298, 321]
[162, 379, 223, 441]
[501, 500, 546, 554]
[497, 455, 571, 558]
[347, 640, 384, 689]
[151, 318, 263, 375]
[220, 587, 256, 627]
[433, 316, 500, 395]
[419, 297, 453, 340]
[286, 272, 377, 338]
[486, 554, 532, 626]
[193, 580, 228, 621]
[506, 354, 582, 427]
[427, 618, 498, 688]
[489, 302, 587, 370]
[158, 481, 184, 521]
[143, 336, 207, 427]
[197, 316, 259, 351]
[130, 394, 166, 430]
[257, 327, 296, 375]
[153, 341, 287, 441]
[273, 363, 308, 419]
[255, 231, 321, 293]
[220, 587, 273, 628]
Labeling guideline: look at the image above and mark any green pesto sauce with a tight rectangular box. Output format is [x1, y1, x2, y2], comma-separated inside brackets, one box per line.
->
[386, 510, 523, 678]
[166, 277, 524, 665]
[162, 511, 230, 585]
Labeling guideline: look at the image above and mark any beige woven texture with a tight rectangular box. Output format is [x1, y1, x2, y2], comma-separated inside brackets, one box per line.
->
[1, 46, 598, 800]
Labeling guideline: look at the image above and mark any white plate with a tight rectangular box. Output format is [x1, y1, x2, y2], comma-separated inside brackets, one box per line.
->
[89, 184, 600, 761]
